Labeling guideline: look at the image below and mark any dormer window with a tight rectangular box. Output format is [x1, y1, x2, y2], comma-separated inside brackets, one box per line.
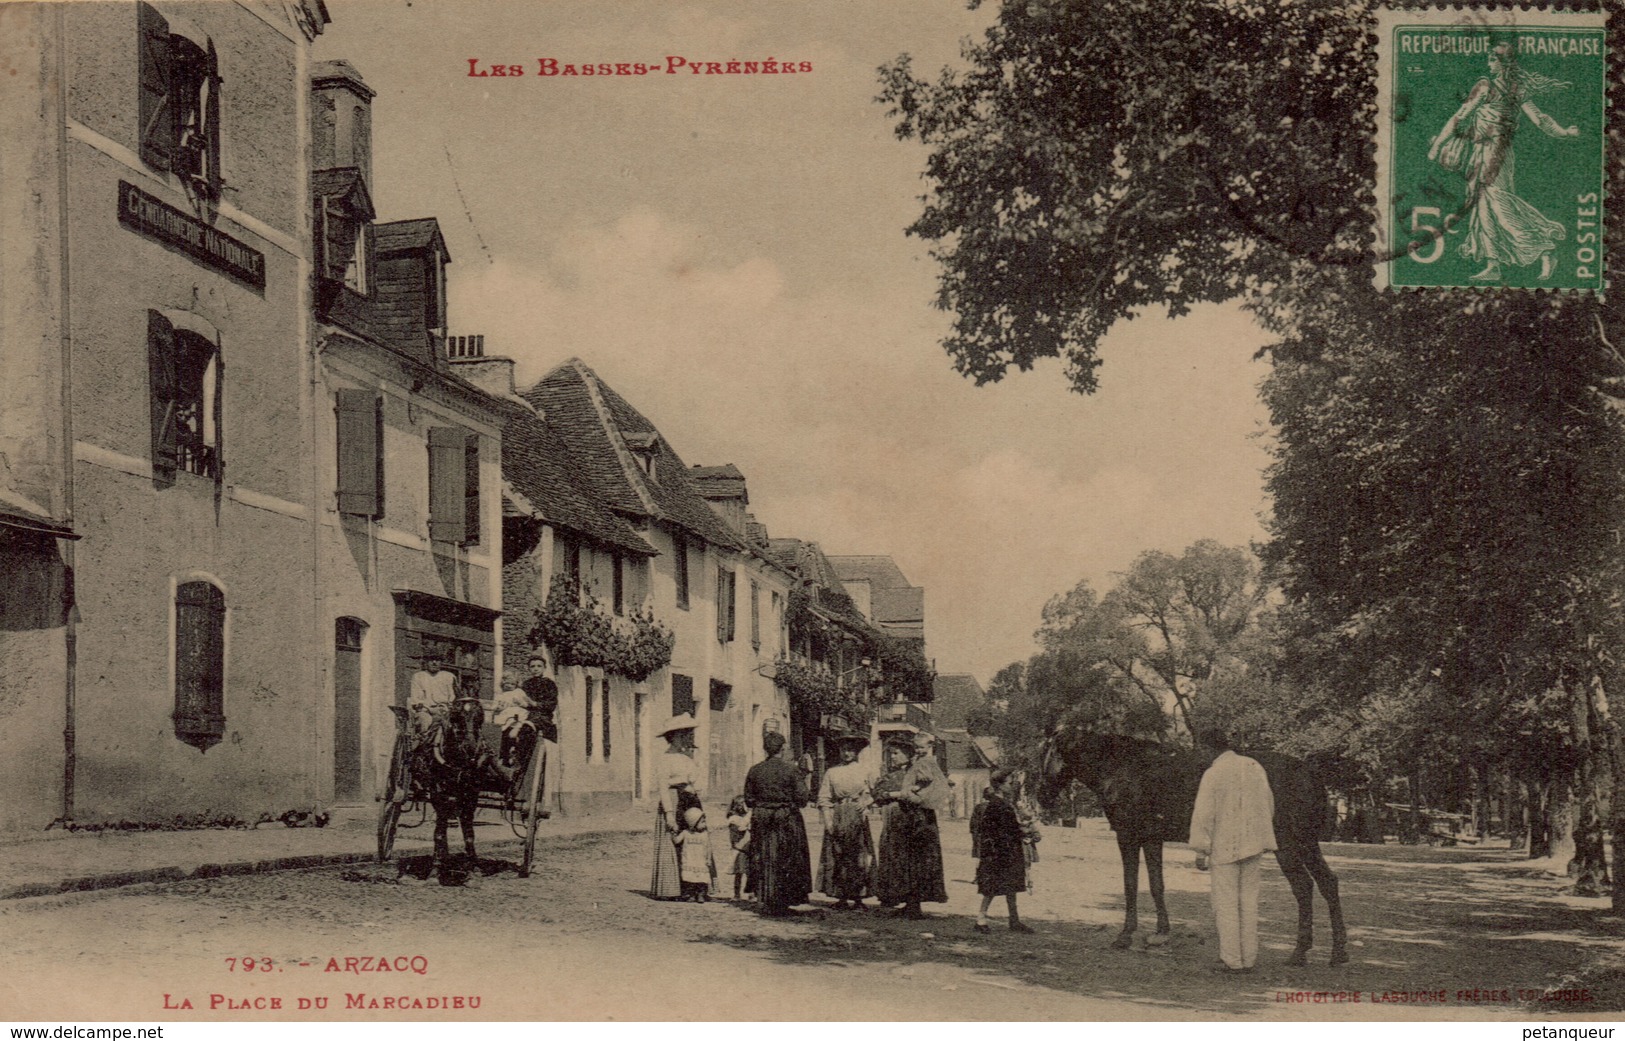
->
[624, 431, 659, 481]
[314, 168, 376, 297]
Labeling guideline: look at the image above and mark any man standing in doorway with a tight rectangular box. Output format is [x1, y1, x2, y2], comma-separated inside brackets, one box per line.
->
[1189, 728, 1275, 973]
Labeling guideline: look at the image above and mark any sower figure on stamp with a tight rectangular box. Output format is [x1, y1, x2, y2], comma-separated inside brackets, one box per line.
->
[1189, 728, 1275, 973]
[1428, 42, 1578, 282]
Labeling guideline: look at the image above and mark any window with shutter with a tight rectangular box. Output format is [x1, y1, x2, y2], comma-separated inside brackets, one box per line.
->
[136, 4, 221, 201]
[426, 427, 466, 544]
[335, 388, 380, 517]
[173, 580, 226, 751]
[602, 679, 611, 760]
[612, 555, 624, 616]
[462, 432, 480, 546]
[674, 533, 689, 609]
[148, 311, 219, 482]
[672, 673, 695, 718]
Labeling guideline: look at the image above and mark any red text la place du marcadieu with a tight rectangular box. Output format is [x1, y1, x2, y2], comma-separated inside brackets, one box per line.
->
[467, 57, 814, 78]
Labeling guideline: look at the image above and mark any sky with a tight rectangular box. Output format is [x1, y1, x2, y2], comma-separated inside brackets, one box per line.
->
[315, 0, 1276, 686]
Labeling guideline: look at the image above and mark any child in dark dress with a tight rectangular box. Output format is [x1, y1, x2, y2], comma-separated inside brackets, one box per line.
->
[973, 768, 1033, 934]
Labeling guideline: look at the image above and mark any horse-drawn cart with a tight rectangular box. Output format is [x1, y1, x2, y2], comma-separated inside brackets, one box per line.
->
[376, 702, 550, 877]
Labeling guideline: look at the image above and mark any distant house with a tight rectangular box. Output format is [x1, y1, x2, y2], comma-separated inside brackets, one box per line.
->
[939, 728, 998, 819]
[931, 673, 986, 730]
[827, 555, 924, 654]
[500, 359, 794, 814]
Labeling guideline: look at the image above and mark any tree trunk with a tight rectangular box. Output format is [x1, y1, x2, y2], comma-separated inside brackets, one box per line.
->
[1588, 672, 1625, 914]
[1404, 763, 1424, 845]
[1505, 768, 1527, 851]
[1471, 763, 1492, 840]
[1568, 673, 1611, 896]
[1527, 779, 1551, 860]
[1549, 776, 1576, 869]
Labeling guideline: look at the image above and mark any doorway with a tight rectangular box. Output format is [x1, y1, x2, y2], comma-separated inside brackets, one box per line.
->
[333, 617, 366, 802]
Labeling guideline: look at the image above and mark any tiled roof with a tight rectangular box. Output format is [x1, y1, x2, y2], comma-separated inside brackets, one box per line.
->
[523, 360, 744, 550]
[690, 463, 748, 502]
[766, 537, 848, 590]
[502, 405, 657, 557]
[873, 586, 924, 624]
[828, 555, 912, 589]
[940, 729, 997, 772]
[311, 167, 374, 217]
[374, 218, 447, 257]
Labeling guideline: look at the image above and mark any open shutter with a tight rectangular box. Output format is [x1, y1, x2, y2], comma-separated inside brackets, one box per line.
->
[335, 389, 379, 516]
[726, 570, 736, 642]
[462, 431, 480, 546]
[718, 568, 731, 643]
[147, 310, 179, 479]
[204, 39, 222, 199]
[427, 426, 466, 544]
[375, 395, 386, 518]
[137, 3, 174, 171]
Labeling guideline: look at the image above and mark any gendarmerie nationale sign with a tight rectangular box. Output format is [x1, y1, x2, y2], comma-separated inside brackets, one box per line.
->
[118, 181, 266, 289]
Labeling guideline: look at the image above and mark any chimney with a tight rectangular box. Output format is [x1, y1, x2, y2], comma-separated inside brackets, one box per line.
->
[446, 335, 525, 406]
[311, 59, 375, 189]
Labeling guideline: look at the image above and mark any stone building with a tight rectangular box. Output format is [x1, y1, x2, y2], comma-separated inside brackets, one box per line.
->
[0, 1, 332, 831]
[309, 60, 526, 808]
[500, 360, 795, 814]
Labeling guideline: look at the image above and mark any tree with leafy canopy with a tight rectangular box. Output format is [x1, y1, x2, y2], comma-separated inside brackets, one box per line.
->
[880, 0, 1625, 907]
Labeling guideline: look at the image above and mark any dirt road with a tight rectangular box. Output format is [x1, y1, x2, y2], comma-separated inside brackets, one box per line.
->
[5, 815, 1621, 1020]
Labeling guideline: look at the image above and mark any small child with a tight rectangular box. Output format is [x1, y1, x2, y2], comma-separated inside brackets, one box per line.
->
[673, 806, 717, 902]
[490, 669, 536, 768]
[1016, 792, 1042, 894]
[725, 796, 752, 900]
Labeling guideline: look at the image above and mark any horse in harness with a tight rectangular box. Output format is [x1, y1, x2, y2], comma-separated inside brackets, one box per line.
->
[1042, 727, 1348, 966]
[412, 696, 511, 881]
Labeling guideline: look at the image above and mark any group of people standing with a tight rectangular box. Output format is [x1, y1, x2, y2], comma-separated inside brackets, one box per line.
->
[650, 720, 1036, 929]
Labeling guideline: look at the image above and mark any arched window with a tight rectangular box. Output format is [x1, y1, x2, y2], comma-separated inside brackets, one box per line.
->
[173, 580, 226, 751]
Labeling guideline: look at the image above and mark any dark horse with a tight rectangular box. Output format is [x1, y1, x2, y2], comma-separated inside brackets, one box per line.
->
[412, 697, 508, 883]
[1043, 729, 1348, 966]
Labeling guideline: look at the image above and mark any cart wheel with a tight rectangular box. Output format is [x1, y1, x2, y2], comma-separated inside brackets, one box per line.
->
[518, 747, 546, 878]
[377, 795, 403, 862]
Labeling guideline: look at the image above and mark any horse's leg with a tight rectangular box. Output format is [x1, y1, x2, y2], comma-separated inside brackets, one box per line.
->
[460, 796, 477, 864]
[1113, 833, 1140, 949]
[1145, 840, 1170, 935]
[1303, 843, 1348, 965]
[432, 805, 451, 880]
[1274, 846, 1315, 966]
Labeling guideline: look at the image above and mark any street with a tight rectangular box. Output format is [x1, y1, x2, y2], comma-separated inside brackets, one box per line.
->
[5, 815, 1622, 1021]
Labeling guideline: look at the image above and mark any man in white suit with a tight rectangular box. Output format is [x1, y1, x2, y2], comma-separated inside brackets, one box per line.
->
[1189, 728, 1275, 973]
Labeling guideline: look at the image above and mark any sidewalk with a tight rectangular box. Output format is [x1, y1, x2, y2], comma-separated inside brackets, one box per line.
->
[0, 803, 650, 901]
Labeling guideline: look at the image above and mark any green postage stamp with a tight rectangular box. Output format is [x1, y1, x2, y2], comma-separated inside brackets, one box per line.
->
[1375, 8, 1608, 291]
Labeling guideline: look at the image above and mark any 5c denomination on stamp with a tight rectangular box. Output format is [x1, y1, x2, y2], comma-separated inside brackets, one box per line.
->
[1375, 7, 1608, 291]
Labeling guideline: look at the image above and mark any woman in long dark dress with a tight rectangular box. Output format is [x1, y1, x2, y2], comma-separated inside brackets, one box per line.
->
[973, 767, 1033, 933]
[873, 733, 949, 918]
[744, 730, 812, 916]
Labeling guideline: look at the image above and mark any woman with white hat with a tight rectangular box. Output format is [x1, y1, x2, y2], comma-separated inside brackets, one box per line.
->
[649, 714, 701, 900]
